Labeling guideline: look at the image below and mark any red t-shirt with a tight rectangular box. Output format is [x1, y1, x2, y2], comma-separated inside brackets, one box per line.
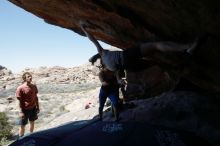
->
[16, 83, 38, 110]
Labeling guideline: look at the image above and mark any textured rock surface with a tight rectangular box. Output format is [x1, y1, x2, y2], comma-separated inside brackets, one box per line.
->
[119, 91, 220, 144]
[8, 0, 220, 95]
[8, 0, 220, 45]
[1, 65, 220, 144]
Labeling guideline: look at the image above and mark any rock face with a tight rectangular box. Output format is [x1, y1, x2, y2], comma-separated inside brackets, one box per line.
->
[0, 65, 12, 77]
[1, 65, 220, 144]
[119, 91, 220, 144]
[8, 0, 220, 95]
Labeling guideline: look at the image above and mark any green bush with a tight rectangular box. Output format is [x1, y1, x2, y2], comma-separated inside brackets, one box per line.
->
[0, 112, 12, 141]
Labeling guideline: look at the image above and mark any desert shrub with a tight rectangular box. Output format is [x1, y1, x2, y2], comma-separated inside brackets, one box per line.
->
[0, 112, 12, 141]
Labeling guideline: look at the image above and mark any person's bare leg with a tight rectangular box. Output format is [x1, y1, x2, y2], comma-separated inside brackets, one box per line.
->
[139, 42, 191, 57]
[139, 41, 195, 68]
[19, 125, 25, 137]
[29, 121, 35, 133]
[120, 86, 127, 104]
[140, 34, 208, 58]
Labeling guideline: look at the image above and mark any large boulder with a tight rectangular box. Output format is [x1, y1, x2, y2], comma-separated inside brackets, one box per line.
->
[8, 0, 220, 95]
[0, 65, 12, 77]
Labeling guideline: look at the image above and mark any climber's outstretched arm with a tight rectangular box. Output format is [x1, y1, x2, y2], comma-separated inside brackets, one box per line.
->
[80, 22, 103, 55]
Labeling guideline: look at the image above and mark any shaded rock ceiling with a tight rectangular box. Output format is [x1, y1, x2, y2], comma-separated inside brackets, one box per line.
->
[9, 0, 220, 93]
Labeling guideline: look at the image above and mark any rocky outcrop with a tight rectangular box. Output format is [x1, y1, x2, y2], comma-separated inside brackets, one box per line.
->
[0, 65, 12, 77]
[22, 64, 99, 84]
[119, 91, 220, 144]
[8, 0, 220, 95]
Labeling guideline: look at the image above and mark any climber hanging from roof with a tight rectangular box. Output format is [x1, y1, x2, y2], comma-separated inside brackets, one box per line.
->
[80, 20, 201, 73]
[79, 21, 219, 93]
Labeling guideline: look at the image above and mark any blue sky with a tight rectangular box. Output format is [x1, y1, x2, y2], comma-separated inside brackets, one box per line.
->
[0, 1, 109, 73]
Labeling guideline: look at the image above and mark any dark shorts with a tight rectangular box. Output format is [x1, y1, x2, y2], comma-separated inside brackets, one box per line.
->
[17, 107, 38, 126]
[123, 45, 148, 71]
